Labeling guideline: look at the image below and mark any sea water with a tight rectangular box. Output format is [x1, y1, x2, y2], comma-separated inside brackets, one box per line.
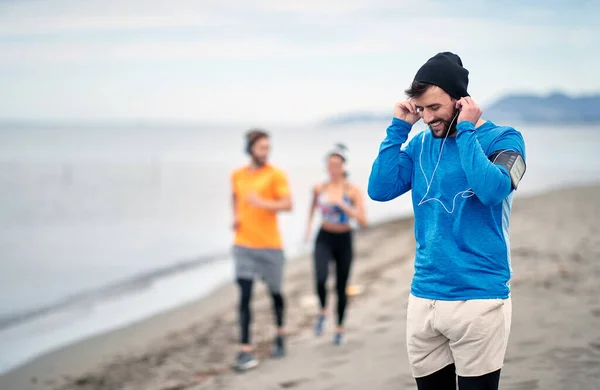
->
[0, 121, 598, 374]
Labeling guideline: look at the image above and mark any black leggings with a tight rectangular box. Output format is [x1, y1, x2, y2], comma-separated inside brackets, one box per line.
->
[415, 364, 501, 390]
[313, 228, 353, 326]
[237, 278, 284, 345]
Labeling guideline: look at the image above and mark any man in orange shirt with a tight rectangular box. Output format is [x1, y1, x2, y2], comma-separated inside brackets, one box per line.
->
[231, 129, 293, 371]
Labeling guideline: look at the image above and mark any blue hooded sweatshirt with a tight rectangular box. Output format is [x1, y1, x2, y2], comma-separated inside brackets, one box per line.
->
[368, 118, 526, 300]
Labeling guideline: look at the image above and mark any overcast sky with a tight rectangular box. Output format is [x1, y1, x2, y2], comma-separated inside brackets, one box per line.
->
[0, 0, 598, 124]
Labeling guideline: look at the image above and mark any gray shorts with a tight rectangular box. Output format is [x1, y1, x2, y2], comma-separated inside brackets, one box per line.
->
[232, 245, 285, 293]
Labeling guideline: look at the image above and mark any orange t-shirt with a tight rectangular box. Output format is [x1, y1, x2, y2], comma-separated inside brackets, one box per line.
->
[231, 164, 291, 249]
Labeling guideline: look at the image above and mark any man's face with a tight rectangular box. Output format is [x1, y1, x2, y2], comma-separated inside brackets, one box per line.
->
[413, 85, 458, 138]
[250, 137, 270, 166]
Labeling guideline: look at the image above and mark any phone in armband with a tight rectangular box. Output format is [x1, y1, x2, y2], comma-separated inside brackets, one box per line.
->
[488, 150, 526, 190]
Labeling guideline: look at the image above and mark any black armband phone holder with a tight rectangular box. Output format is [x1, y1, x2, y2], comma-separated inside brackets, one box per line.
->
[488, 150, 526, 190]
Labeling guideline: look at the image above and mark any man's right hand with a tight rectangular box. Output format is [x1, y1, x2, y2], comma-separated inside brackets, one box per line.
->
[393, 100, 420, 125]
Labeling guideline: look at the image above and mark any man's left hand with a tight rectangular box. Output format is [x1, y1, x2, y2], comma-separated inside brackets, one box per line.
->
[456, 97, 482, 125]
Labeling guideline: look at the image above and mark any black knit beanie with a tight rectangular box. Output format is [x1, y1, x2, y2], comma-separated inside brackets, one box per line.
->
[414, 52, 469, 99]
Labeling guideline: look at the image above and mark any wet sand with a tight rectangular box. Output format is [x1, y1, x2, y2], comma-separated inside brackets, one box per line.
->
[2, 184, 599, 390]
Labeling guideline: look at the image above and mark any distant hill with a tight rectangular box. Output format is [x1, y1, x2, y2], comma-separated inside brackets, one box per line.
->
[483, 92, 600, 123]
[322, 92, 600, 125]
[321, 112, 389, 126]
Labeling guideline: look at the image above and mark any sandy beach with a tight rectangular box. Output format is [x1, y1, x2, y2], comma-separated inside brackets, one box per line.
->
[2, 184, 600, 390]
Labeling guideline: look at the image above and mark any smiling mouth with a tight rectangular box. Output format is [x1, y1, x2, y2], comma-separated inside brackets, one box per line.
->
[430, 121, 443, 130]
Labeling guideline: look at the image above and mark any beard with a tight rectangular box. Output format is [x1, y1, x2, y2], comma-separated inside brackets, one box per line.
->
[251, 154, 267, 167]
[429, 108, 459, 138]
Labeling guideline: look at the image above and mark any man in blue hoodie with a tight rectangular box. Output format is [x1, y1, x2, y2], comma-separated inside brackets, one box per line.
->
[368, 52, 526, 390]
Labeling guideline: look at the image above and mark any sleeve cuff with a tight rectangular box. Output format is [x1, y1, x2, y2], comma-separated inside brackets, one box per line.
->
[391, 117, 413, 130]
[387, 118, 412, 142]
[456, 121, 476, 133]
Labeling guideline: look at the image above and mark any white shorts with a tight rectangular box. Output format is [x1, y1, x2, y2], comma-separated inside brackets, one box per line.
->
[406, 293, 512, 378]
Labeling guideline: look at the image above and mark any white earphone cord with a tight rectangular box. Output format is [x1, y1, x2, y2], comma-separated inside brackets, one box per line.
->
[417, 114, 514, 214]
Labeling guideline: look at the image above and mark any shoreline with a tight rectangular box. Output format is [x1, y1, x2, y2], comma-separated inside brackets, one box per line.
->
[1, 212, 417, 390]
[0, 205, 420, 377]
[2, 183, 600, 390]
[0, 209, 415, 378]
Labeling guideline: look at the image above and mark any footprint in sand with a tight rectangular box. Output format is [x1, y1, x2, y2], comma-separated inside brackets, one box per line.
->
[519, 338, 543, 347]
[318, 371, 335, 380]
[376, 314, 394, 323]
[321, 385, 345, 390]
[373, 326, 390, 334]
[322, 358, 350, 369]
[589, 341, 600, 351]
[503, 379, 540, 389]
[503, 355, 528, 364]
[279, 378, 310, 388]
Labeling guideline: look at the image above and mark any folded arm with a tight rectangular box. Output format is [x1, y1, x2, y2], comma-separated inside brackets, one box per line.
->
[261, 196, 292, 212]
[337, 186, 368, 228]
[268, 171, 293, 212]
